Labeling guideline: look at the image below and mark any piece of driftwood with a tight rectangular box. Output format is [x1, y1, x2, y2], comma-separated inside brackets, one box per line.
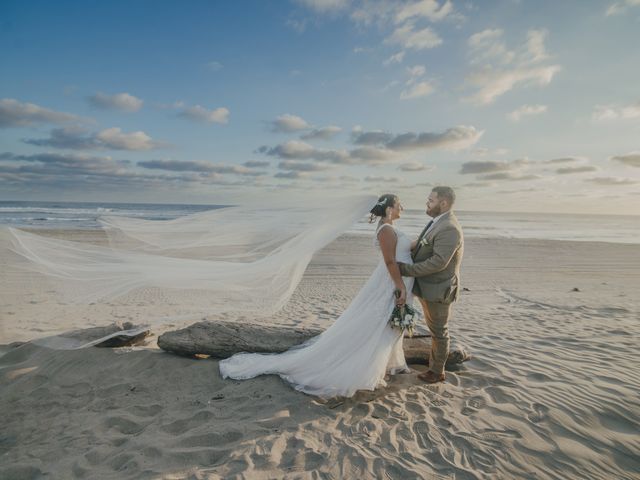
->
[158, 320, 469, 368]
[65, 322, 150, 348]
[94, 323, 151, 348]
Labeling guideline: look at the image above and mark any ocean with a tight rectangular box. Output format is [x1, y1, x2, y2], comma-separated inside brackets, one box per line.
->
[0, 200, 638, 245]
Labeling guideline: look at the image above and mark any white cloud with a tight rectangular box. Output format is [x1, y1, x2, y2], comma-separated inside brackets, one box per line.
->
[96, 128, 163, 150]
[270, 114, 311, 132]
[386, 23, 443, 51]
[611, 152, 640, 167]
[468, 28, 503, 48]
[278, 160, 332, 171]
[479, 172, 542, 181]
[400, 81, 435, 99]
[464, 64, 561, 105]
[383, 51, 405, 66]
[300, 125, 342, 140]
[524, 29, 549, 64]
[348, 146, 396, 163]
[260, 140, 348, 162]
[244, 160, 270, 168]
[24, 126, 165, 151]
[468, 28, 514, 65]
[0, 151, 260, 189]
[460, 160, 513, 174]
[0, 151, 127, 175]
[556, 165, 599, 174]
[351, 0, 458, 27]
[592, 101, 640, 121]
[465, 29, 560, 105]
[294, 0, 349, 13]
[585, 176, 638, 185]
[395, 0, 453, 24]
[508, 104, 548, 121]
[398, 161, 432, 171]
[0, 98, 81, 128]
[179, 105, 229, 124]
[88, 92, 143, 112]
[398, 65, 435, 100]
[472, 147, 509, 157]
[606, 0, 640, 16]
[544, 156, 586, 164]
[407, 65, 427, 79]
[275, 171, 304, 179]
[259, 140, 395, 165]
[353, 125, 483, 152]
[311, 174, 359, 184]
[364, 175, 403, 183]
[138, 160, 261, 176]
[460, 158, 530, 174]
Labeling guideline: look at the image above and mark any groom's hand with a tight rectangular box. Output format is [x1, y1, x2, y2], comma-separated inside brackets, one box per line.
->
[397, 262, 406, 276]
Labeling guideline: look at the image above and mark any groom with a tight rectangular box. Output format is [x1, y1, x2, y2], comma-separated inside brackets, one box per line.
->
[398, 186, 464, 384]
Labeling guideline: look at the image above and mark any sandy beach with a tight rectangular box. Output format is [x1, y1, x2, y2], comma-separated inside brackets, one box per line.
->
[1, 230, 639, 479]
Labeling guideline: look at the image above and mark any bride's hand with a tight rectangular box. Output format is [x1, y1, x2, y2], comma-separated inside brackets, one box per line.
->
[395, 287, 407, 306]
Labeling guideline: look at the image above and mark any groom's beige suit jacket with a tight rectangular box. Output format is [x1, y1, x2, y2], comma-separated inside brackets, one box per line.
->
[399, 211, 464, 304]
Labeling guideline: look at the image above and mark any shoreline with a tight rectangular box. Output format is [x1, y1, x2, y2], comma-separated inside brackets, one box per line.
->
[11, 225, 640, 246]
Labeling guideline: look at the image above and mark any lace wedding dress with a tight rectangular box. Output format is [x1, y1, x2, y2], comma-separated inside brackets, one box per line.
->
[219, 223, 414, 398]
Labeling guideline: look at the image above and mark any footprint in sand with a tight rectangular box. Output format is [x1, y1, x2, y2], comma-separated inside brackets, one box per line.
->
[371, 404, 389, 419]
[108, 452, 136, 471]
[129, 404, 162, 418]
[461, 395, 487, 416]
[404, 400, 424, 415]
[412, 420, 432, 450]
[279, 437, 327, 471]
[480, 428, 522, 441]
[180, 431, 243, 448]
[468, 396, 487, 409]
[141, 446, 163, 459]
[104, 416, 145, 435]
[349, 403, 372, 424]
[526, 372, 552, 382]
[527, 403, 549, 423]
[160, 410, 215, 435]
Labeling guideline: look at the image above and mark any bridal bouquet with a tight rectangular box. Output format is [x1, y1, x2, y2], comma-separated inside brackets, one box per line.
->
[389, 300, 417, 337]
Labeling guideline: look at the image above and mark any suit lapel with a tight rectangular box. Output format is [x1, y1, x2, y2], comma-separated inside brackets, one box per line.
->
[414, 212, 452, 256]
[415, 223, 430, 246]
[426, 211, 451, 239]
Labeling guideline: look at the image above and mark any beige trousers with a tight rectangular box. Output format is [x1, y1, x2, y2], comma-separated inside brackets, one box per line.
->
[417, 297, 451, 376]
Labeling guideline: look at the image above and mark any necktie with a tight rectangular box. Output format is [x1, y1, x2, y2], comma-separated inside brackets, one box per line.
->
[416, 220, 434, 246]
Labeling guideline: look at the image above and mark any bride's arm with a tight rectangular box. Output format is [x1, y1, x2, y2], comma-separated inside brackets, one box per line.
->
[378, 226, 406, 305]
[410, 239, 418, 250]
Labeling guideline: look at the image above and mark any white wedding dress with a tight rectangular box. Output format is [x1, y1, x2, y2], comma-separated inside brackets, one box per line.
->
[219, 223, 414, 398]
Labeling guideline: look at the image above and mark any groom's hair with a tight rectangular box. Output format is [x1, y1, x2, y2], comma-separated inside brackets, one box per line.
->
[432, 186, 456, 205]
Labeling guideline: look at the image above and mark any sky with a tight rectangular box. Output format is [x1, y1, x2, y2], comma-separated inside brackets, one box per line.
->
[1, 0, 639, 214]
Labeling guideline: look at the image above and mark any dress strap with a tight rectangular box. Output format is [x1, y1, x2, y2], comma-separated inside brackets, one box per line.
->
[375, 223, 395, 236]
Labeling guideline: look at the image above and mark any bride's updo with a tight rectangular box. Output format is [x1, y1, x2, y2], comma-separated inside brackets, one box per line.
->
[369, 193, 398, 223]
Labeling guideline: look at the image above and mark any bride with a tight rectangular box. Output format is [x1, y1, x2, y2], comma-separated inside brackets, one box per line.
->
[219, 194, 415, 398]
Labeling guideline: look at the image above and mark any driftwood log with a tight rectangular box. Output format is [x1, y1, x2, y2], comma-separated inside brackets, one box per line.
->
[56, 322, 150, 348]
[158, 320, 470, 368]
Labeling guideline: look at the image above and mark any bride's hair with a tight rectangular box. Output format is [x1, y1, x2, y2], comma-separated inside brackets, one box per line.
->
[369, 193, 397, 223]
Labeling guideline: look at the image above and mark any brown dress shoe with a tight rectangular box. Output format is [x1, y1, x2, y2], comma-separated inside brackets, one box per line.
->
[418, 371, 446, 383]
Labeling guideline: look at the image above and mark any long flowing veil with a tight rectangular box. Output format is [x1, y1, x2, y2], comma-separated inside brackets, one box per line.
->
[0, 195, 376, 348]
